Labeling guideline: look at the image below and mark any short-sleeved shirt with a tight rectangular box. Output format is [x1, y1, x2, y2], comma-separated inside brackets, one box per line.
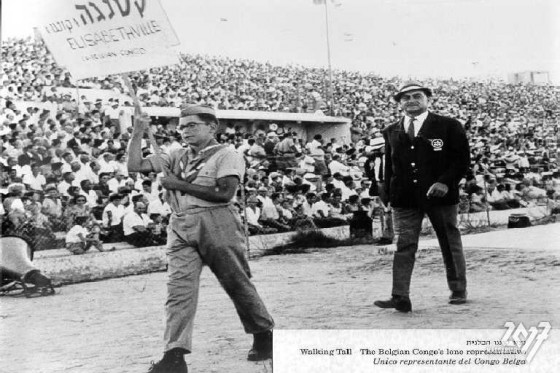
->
[23, 173, 46, 191]
[149, 146, 245, 212]
[42, 198, 63, 217]
[66, 225, 88, 244]
[123, 212, 152, 236]
[102, 203, 125, 227]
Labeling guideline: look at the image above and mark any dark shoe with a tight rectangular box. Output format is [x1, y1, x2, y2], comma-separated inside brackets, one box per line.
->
[248, 330, 273, 361]
[374, 295, 412, 312]
[374, 237, 393, 245]
[147, 349, 188, 373]
[449, 291, 467, 305]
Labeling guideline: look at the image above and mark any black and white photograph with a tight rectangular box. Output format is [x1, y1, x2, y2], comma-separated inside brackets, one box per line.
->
[1, 0, 559, 372]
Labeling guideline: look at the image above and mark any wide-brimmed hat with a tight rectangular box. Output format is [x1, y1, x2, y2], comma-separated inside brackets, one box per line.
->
[393, 81, 432, 102]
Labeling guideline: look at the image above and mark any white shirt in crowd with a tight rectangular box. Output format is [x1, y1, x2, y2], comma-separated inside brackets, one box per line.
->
[23, 173, 46, 191]
[57, 180, 79, 196]
[66, 225, 88, 244]
[328, 159, 349, 175]
[245, 207, 261, 226]
[73, 167, 90, 185]
[80, 189, 99, 208]
[107, 177, 129, 194]
[122, 212, 152, 236]
[102, 203, 125, 227]
[302, 201, 314, 218]
[147, 198, 172, 217]
[312, 199, 330, 218]
[98, 159, 117, 173]
[340, 184, 357, 202]
[260, 199, 279, 220]
[404, 110, 429, 137]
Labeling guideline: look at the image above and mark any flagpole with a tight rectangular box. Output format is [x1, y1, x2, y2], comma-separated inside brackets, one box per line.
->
[323, 0, 335, 116]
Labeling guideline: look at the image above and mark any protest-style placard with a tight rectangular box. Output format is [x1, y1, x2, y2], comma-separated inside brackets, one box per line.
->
[35, 0, 180, 80]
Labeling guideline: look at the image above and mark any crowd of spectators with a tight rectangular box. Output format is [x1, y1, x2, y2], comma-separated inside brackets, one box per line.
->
[1, 37, 560, 252]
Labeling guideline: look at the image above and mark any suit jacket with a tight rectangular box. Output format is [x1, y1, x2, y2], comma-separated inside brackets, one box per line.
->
[382, 112, 470, 208]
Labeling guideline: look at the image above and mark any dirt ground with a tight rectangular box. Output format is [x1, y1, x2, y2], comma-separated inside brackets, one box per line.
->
[1, 235, 559, 373]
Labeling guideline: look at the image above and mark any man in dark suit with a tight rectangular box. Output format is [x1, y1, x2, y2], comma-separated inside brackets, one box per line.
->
[374, 81, 470, 312]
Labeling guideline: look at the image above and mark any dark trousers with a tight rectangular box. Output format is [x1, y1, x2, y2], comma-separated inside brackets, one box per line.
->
[391, 204, 466, 297]
[124, 231, 153, 247]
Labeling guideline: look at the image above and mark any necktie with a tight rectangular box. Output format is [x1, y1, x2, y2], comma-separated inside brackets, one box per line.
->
[407, 118, 416, 141]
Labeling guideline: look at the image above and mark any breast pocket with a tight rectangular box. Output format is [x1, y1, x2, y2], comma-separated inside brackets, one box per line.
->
[194, 164, 217, 187]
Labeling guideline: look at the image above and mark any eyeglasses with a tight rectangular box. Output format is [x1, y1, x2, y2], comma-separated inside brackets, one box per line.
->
[179, 122, 207, 130]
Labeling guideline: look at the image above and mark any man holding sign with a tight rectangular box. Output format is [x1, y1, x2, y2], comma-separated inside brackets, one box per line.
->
[128, 105, 274, 372]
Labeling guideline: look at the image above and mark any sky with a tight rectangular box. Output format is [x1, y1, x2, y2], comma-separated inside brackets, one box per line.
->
[2, 0, 559, 83]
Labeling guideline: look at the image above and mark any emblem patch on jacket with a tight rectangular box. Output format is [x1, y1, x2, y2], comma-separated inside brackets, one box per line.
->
[429, 139, 444, 151]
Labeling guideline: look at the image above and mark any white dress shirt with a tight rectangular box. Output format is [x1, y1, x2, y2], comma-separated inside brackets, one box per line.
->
[404, 110, 429, 137]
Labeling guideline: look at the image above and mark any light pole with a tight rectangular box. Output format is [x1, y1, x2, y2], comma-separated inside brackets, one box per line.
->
[315, 0, 335, 115]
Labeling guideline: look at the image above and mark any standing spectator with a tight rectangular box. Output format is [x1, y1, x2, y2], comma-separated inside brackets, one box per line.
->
[274, 132, 298, 170]
[306, 134, 328, 176]
[375, 81, 470, 313]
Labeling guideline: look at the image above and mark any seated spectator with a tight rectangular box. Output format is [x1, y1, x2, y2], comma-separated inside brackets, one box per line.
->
[141, 179, 159, 204]
[22, 163, 46, 192]
[312, 192, 347, 228]
[80, 179, 99, 208]
[65, 216, 106, 255]
[3, 183, 25, 215]
[147, 192, 172, 219]
[339, 176, 358, 202]
[519, 179, 548, 205]
[244, 195, 277, 235]
[277, 199, 295, 223]
[259, 192, 290, 232]
[64, 195, 93, 229]
[122, 201, 156, 247]
[149, 213, 167, 245]
[343, 194, 361, 214]
[328, 154, 349, 176]
[41, 185, 66, 231]
[486, 183, 511, 210]
[57, 171, 77, 197]
[497, 184, 521, 209]
[91, 195, 108, 222]
[96, 172, 112, 196]
[107, 171, 128, 194]
[102, 193, 125, 242]
[301, 192, 316, 218]
[468, 186, 487, 213]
